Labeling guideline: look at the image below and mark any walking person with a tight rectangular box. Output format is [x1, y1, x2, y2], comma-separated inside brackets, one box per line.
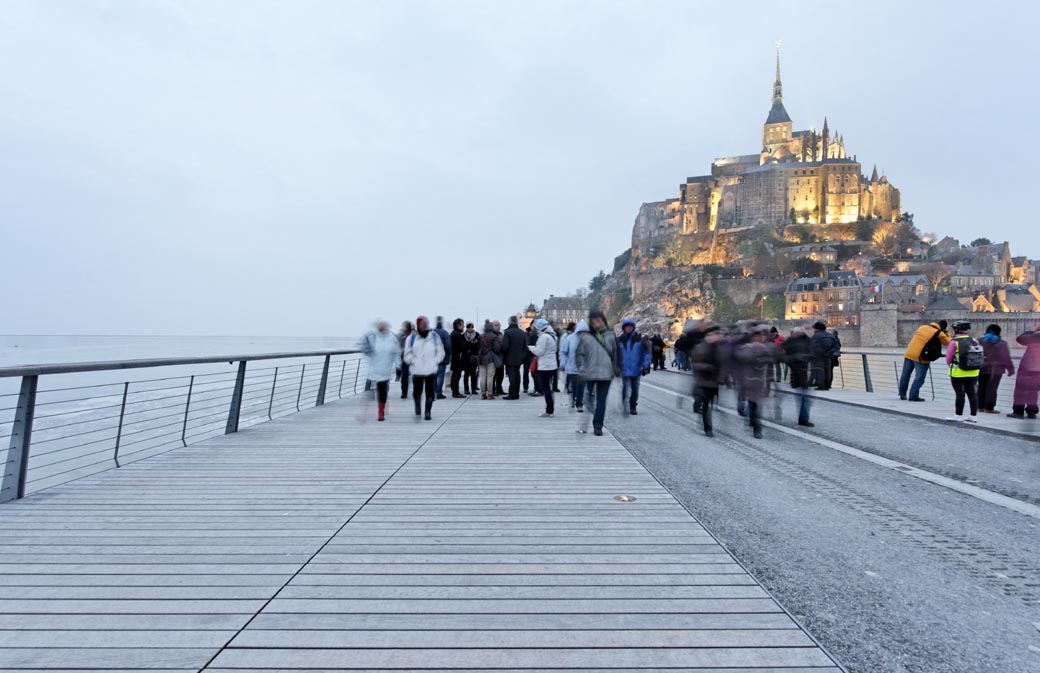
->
[617, 319, 651, 416]
[690, 326, 723, 437]
[979, 324, 1014, 413]
[402, 316, 444, 421]
[898, 320, 950, 401]
[1008, 324, 1040, 419]
[809, 322, 839, 390]
[575, 310, 620, 436]
[945, 320, 982, 423]
[433, 316, 452, 400]
[736, 325, 776, 439]
[783, 326, 814, 427]
[769, 326, 785, 382]
[449, 318, 467, 398]
[559, 322, 584, 411]
[529, 319, 559, 417]
[359, 320, 402, 422]
[397, 320, 414, 399]
[463, 322, 480, 395]
[500, 316, 528, 400]
[478, 321, 502, 400]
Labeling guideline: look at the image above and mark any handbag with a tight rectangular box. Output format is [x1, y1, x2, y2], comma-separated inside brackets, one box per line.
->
[529, 356, 539, 374]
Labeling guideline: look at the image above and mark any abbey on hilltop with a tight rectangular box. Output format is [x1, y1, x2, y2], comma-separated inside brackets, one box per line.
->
[634, 46, 901, 244]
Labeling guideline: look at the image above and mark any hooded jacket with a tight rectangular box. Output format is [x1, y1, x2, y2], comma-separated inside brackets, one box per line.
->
[810, 329, 839, 363]
[575, 321, 620, 381]
[559, 322, 586, 374]
[782, 331, 813, 389]
[904, 322, 951, 363]
[529, 322, 559, 371]
[360, 329, 402, 382]
[981, 332, 1014, 376]
[617, 319, 651, 378]
[403, 325, 445, 376]
[500, 323, 528, 367]
[1016, 328, 1040, 375]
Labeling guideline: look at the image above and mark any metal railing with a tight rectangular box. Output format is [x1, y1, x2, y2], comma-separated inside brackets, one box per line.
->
[0, 349, 366, 502]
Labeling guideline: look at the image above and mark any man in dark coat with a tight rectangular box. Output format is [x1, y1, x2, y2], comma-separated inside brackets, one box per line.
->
[500, 316, 528, 400]
[783, 327, 814, 427]
[525, 326, 542, 396]
[650, 334, 667, 370]
[809, 321, 839, 390]
[449, 318, 467, 398]
[433, 316, 452, 400]
[690, 326, 723, 437]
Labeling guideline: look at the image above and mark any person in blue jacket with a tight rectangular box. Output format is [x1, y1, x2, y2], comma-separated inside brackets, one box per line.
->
[618, 318, 652, 415]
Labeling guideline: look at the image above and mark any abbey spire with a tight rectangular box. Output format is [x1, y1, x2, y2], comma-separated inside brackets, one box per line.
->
[764, 41, 791, 125]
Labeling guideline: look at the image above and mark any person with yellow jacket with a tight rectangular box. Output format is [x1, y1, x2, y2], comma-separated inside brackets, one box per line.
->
[945, 321, 982, 422]
[898, 319, 950, 401]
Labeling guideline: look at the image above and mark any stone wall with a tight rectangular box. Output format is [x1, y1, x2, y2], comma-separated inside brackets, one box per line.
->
[714, 278, 790, 307]
[859, 304, 898, 348]
[896, 311, 1040, 347]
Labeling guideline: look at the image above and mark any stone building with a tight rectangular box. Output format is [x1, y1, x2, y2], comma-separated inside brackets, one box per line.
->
[539, 295, 589, 327]
[785, 270, 861, 328]
[782, 244, 837, 265]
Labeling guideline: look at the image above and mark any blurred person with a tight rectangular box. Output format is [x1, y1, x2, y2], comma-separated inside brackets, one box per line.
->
[359, 320, 401, 422]
[551, 324, 562, 393]
[575, 310, 620, 436]
[463, 322, 480, 395]
[783, 326, 814, 427]
[500, 316, 528, 400]
[433, 316, 452, 400]
[979, 324, 1014, 413]
[526, 325, 542, 396]
[768, 326, 785, 382]
[898, 319, 950, 401]
[397, 320, 414, 399]
[402, 316, 444, 420]
[559, 322, 584, 411]
[651, 333, 667, 371]
[449, 318, 467, 398]
[529, 319, 559, 417]
[945, 320, 982, 422]
[691, 326, 724, 437]
[492, 320, 506, 396]
[1008, 323, 1040, 419]
[478, 321, 502, 400]
[736, 325, 776, 439]
[617, 319, 651, 416]
[809, 322, 839, 390]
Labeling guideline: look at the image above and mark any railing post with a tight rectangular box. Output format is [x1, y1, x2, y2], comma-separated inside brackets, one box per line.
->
[928, 366, 935, 401]
[268, 367, 278, 419]
[113, 382, 129, 468]
[181, 375, 194, 446]
[861, 353, 873, 393]
[225, 361, 247, 434]
[338, 360, 346, 399]
[296, 364, 306, 411]
[1, 375, 38, 502]
[316, 355, 331, 406]
[353, 358, 361, 394]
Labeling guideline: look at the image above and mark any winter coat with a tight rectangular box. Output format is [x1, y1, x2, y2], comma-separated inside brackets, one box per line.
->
[691, 340, 722, 388]
[575, 327, 620, 381]
[736, 341, 776, 401]
[809, 330, 839, 364]
[479, 327, 503, 367]
[650, 335, 666, 354]
[529, 329, 559, 371]
[904, 322, 951, 363]
[618, 320, 651, 377]
[783, 333, 812, 389]
[434, 326, 452, 365]
[980, 333, 1014, 376]
[450, 328, 468, 369]
[402, 330, 445, 376]
[360, 330, 402, 382]
[500, 325, 529, 367]
[462, 331, 480, 365]
[559, 323, 585, 374]
[1016, 329, 1040, 375]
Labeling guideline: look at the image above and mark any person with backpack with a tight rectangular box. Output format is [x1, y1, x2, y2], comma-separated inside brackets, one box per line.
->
[979, 324, 1014, 414]
[477, 321, 502, 400]
[898, 320, 950, 401]
[528, 319, 559, 417]
[1008, 324, 1040, 419]
[617, 319, 652, 416]
[945, 320, 982, 422]
[402, 316, 444, 420]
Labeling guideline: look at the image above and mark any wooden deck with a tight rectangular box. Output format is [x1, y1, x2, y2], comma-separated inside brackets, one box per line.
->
[0, 392, 842, 671]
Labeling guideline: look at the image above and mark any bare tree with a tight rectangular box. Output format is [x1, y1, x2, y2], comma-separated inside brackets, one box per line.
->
[923, 262, 952, 291]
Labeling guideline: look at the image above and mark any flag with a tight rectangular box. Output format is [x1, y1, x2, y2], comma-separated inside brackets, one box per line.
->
[868, 284, 882, 295]
[756, 296, 765, 308]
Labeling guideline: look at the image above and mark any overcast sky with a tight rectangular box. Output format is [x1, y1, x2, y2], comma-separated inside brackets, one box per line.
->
[2, 0, 1036, 336]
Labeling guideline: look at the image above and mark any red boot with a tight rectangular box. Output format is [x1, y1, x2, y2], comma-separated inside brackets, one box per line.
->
[377, 403, 386, 421]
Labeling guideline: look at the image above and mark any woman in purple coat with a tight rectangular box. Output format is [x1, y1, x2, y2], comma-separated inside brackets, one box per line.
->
[979, 324, 1014, 413]
[1009, 324, 1040, 419]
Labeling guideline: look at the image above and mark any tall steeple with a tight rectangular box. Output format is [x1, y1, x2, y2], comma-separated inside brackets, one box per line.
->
[764, 41, 791, 126]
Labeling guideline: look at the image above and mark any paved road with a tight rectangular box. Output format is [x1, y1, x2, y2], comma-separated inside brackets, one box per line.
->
[603, 371, 1040, 673]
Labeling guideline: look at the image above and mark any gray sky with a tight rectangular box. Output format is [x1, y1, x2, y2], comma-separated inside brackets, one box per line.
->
[2, 0, 1036, 336]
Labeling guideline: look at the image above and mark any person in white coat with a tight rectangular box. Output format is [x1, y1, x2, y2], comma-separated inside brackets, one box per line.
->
[528, 319, 559, 417]
[360, 320, 402, 422]
[402, 315, 445, 420]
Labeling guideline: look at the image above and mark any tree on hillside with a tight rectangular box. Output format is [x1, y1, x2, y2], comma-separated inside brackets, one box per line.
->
[896, 211, 915, 227]
[871, 257, 895, 273]
[970, 237, 992, 247]
[856, 219, 877, 241]
[922, 262, 953, 291]
[588, 270, 608, 292]
[791, 258, 825, 278]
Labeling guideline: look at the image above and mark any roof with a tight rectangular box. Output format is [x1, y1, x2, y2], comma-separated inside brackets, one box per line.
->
[926, 295, 968, 311]
[1001, 294, 1038, 312]
[859, 274, 927, 287]
[765, 101, 791, 125]
[542, 296, 588, 311]
[785, 245, 837, 253]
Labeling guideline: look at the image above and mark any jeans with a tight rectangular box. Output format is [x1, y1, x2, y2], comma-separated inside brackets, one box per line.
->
[978, 369, 1003, 410]
[793, 386, 812, 424]
[479, 363, 496, 396]
[585, 380, 612, 431]
[747, 400, 761, 434]
[399, 363, 410, 397]
[412, 374, 436, 415]
[621, 376, 641, 411]
[537, 370, 556, 414]
[435, 364, 447, 396]
[951, 376, 978, 416]
[506, 364, 521, 399]
[567, 373, 585, 408]
[898, 358, 930, 399]
[695, 385, 718, 434]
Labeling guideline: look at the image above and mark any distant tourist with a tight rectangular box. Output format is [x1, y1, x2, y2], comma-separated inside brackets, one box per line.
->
[499, 316, 528, 400]
[449, 318, 467, 398]
[478, 321, 502, 400]
[359, 320, 401, 422]
[463, 322, 480, 395]
[575, 310, 620, 436]
[402, 316, 444, 420]
[397, 320, 414, 399]
[528, 319, 559, 417]
[768, 326, 785, 382]
[979, 324, 1014, 414]
[617, 319, 651, 416]
[650, 333, 667, 371]
[492, 320, 505, 396]
[809, 322, 839, 390]
[433, 317, 452, 400]
[945, 320, 982, 423]
[525, 325, 541, 396]
[736, 325, 777, 439]
[783, 326, 814, 427]
[898, 319, 950, 401]
[690, 326, 724, 437]
[1008, 324, 1040, 419]
[559, 322, 584, 411]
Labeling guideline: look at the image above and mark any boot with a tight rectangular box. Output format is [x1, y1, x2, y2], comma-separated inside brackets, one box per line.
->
[377, 403, 386, 422]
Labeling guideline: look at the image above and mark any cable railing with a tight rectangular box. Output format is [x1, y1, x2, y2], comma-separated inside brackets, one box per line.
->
[0, 349, 366, 501]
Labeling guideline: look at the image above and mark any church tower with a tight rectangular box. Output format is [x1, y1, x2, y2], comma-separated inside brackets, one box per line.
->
[762, 42, 793, 161]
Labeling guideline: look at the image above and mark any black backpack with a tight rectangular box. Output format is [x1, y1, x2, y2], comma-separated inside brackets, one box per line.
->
[955, 336, 984, 371]
[920, 329, 943, 362]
